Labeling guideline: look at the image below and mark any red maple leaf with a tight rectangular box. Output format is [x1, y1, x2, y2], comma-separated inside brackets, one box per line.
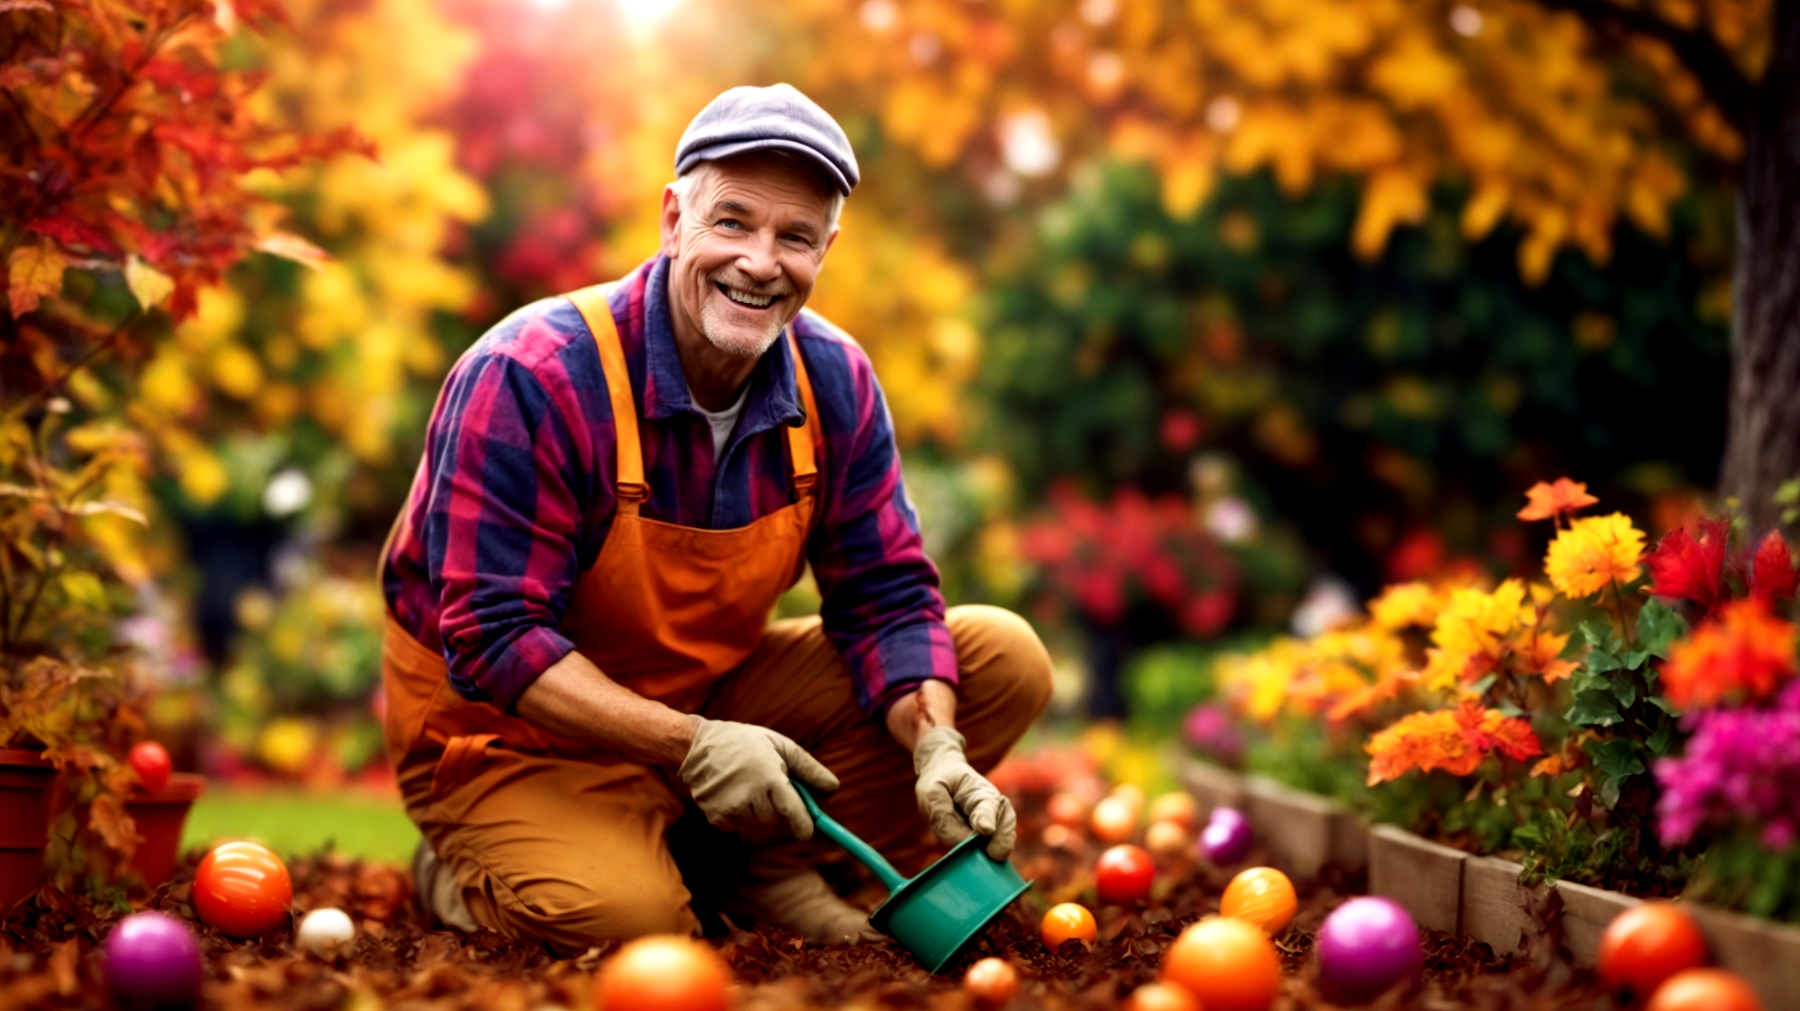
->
[27, 213, 120, 255]
[1750, 532, 1799, 605]
[1645, 519, 1730, 615]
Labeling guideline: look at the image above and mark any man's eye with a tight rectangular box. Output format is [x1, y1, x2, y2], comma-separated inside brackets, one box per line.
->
[717, 219, 744, 230]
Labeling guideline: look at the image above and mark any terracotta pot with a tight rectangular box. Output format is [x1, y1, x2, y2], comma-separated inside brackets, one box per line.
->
[1174, 755, 1246, 818]
[0, 748, 57, 913]
[1368, 824, 1466, 933]
[1689, 903, 1800, 1011]
[124, 773, 206, 889]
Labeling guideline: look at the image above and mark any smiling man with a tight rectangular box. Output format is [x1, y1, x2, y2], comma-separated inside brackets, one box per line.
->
[378, 84, 1053, 952]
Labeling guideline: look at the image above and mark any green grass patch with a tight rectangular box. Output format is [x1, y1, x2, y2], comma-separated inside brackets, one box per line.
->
[180, 788, 419, 864]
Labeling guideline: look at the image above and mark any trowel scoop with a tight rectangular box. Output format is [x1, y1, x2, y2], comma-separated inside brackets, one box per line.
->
[790, 778, 1031, 973]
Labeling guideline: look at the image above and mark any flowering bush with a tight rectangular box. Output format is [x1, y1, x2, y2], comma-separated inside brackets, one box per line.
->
[1202, 475, 1800, 898]
[1019, 484, 1241, 636]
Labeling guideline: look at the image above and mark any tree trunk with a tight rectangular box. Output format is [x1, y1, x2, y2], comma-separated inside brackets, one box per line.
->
[1721, 0, 1800, 531]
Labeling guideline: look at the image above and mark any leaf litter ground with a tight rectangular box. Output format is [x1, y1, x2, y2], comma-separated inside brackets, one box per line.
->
[1, 787, 1611, 1010]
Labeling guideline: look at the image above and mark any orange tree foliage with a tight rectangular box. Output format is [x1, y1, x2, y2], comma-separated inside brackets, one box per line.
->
[138, 0, 486, 511]
[1, 0, 359, 870]
[783, 0, 1764, 283]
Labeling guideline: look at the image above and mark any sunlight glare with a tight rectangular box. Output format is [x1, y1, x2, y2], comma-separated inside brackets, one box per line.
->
[616, 0, 681, 28]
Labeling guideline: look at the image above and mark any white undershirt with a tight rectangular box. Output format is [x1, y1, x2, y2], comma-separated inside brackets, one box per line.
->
[688, 383, 752, 460]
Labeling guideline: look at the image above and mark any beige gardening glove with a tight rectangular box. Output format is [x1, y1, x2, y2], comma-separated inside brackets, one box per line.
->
[913, 726, 1017, 860]
[678, 715, 839, 842]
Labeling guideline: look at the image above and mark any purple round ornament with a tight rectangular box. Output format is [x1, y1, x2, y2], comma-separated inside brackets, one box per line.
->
[1197, 806, 1253, 865]
[106, 910, 203, 1010]
[1316, 897, 1422, 1004]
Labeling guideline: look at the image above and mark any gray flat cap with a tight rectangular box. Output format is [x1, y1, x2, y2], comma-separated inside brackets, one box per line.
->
[675, 84, 859, 195]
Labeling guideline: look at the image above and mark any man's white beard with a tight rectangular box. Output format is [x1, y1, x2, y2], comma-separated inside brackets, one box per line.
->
[699, 299, 785, 360]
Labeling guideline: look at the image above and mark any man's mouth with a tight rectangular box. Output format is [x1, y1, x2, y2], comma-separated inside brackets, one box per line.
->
[715, 282, 781, 311]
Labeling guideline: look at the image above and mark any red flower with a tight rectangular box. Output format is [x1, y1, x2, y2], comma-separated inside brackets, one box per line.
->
[1645, 519, 1730, 616]
[1750, 532, 1799, 605]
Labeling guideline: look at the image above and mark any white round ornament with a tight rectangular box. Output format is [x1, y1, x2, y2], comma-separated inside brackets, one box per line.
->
[296, 907, 356, 954]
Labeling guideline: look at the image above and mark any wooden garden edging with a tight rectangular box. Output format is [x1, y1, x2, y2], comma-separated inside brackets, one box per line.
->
[1174, 755, 1800, 1010]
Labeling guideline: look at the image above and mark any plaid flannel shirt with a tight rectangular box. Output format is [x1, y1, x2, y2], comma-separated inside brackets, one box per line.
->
[382, 255, 956, 718]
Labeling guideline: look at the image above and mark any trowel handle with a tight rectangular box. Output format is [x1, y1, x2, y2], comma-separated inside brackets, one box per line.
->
[789, 777, 909, 892]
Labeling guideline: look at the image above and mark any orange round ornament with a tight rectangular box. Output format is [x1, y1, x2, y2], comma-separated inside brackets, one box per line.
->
[1160, 916, 1281, 1011]
[595, 935, 734, 1011]
[1090, 797, 1137, 844]
[1221, 866, 1297, 935]
[1040, 903, 1098, 949]
[962, 957, 1019, 1007]
[1147, 792, 1198, 831]
[1597, 902, 1709, 999]
[1123, 982, 1201, 1011]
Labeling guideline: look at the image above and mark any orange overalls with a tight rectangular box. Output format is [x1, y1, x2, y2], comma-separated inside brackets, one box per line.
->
[380, 286, 1053, 953]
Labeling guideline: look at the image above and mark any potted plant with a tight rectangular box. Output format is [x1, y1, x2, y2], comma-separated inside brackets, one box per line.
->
[0, 401, 162, 904]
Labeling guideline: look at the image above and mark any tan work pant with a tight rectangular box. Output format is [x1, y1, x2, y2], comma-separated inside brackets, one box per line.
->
[400, 605, 1053, 954]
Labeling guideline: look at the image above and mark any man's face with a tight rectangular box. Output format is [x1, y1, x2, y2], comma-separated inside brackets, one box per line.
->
[661, 153, 838, 360]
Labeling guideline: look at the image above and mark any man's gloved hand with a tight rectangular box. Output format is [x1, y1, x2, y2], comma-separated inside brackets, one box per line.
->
[678, 715, 838, 841]
[912, 726, 1017, 860]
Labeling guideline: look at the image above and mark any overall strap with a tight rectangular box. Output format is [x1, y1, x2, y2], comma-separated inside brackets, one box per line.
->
[785, 329, 821, 496]
[566, 285, 649, 505]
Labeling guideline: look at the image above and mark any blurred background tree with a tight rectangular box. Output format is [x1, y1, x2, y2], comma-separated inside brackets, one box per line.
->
[5, 0, 1777, 780]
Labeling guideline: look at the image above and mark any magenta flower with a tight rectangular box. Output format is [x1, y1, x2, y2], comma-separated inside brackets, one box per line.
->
[1654, 679, 1800, 850]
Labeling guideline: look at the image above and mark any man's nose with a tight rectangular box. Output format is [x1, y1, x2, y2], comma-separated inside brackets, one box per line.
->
[735, 232, 782, 283]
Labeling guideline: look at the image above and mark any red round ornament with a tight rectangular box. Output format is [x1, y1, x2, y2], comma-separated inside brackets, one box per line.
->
[194, 841, 293, 938]
[1095, 844, 1155, 905]
[128, 741, 172, 793]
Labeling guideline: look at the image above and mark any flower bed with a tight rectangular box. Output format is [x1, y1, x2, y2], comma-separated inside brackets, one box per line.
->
[0, 786, 1619, 1011]
[1180, 477, 1800, 1007]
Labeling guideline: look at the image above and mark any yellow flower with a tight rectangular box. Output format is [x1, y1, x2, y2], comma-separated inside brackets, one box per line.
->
[1544, 513, 1646, 598]
[1368, 581, 1444, 630]
[1218, 639, 1307, 723]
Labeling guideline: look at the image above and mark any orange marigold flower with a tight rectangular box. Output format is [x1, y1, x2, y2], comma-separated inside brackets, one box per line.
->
[1544, 513, 1645, 599]
[1517, 478, 1599, 522]
[1660, 597, 1799, 709]
[1530, 755, 1567, 778]
[1365, 701, 1542, 785]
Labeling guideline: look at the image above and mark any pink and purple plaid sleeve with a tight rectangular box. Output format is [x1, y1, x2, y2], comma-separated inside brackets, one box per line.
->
[798, 319, 959, 718]
[420, 305, 609, 710]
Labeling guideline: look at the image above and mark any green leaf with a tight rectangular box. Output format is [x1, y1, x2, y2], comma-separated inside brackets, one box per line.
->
[1620, 649, 1650, 671]
[1636, 598, 1688, 659]
[1567, 689, 1623, 727]
[1579, 619, 1619, 653]
[1611, 674, 1640, 708]
[1647, 719, 1676, 755]
[1599, 777, 1622, 810]
[1587, 737, 1647, 782]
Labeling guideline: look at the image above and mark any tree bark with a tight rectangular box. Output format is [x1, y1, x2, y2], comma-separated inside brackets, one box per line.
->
[1721, 0, 1800, 531]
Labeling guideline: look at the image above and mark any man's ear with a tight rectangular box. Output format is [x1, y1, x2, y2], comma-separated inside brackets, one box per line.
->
[659, 184, 682, 257]
[817, 225, 840, 269]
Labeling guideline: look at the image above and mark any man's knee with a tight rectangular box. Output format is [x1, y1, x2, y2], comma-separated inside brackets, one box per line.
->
[948, 604, 1054, 720]
[498, 876, 696, 953]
